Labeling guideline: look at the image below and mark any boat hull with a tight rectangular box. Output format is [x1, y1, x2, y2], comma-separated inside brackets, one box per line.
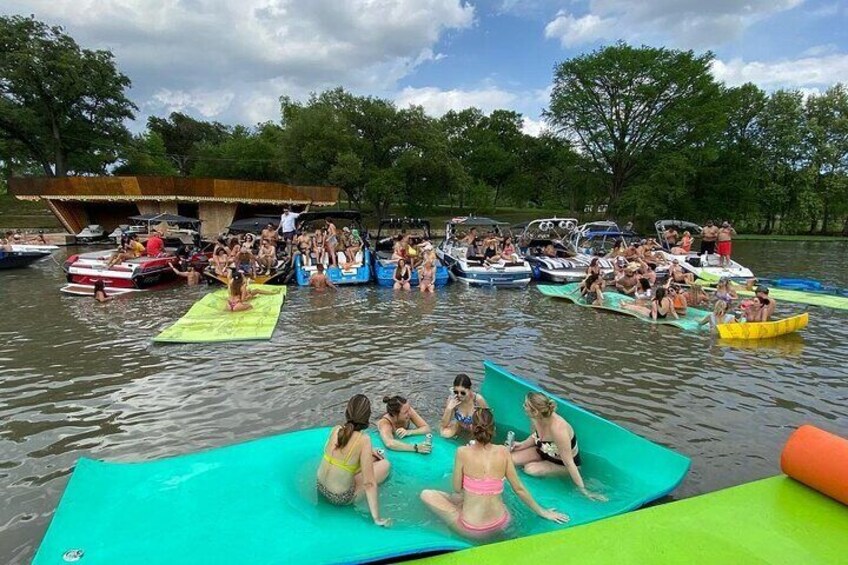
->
[64, 250, 177, 289]
[437, 247, 532, 288]
[293, 249, 373, 286]
[373, 258, 450, 287]
[717, 313, 809, 340]
[0, 250, 51, 269]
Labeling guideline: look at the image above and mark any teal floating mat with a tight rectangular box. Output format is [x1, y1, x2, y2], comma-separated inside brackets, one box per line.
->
[153, 285, 285, 343]
[538, 283, 708, 332]
[33, 362, 690, 564]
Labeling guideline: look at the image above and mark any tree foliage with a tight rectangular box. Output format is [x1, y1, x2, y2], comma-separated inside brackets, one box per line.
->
[0, 15, 136, 176]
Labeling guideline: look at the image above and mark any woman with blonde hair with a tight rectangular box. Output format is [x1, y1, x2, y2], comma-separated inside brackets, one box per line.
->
[511, 392, 607, 501]
[421, 408, 567, 538]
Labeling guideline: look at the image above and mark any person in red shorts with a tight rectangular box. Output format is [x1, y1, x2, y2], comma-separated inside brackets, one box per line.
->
[717, 221, 736, 267]
[146, 230, 165, 257]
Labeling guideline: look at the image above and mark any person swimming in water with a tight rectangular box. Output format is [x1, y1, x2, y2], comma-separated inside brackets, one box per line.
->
[93, 280, 111, 303]
[393, 258, 412, 291]
[309, 264, 337, 291]
[421, 408, 568, 538]
[439, 374, 489, 438]
[316, 394, 392, 526]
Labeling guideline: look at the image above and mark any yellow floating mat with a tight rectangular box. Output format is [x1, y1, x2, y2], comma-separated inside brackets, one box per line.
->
[154, 285, 285, 343]
[717, 312, 808, 340]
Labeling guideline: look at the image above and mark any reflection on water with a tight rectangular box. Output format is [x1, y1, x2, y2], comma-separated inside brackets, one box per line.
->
[1, 241, 847, 561]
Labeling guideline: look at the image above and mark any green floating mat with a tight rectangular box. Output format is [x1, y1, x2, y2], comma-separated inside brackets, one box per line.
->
[153, 285, 285, 343]
[538, 283, 708, 332]
[33, 362, 689, 565]
[418, 475, 848, 564]
[736, 287, 848, 311]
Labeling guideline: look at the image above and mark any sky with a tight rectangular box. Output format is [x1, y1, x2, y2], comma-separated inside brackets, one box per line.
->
[5, 0, 848, 135]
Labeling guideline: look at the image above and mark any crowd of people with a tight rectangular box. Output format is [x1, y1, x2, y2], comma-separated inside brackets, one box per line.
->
[317, 374, 605, 536]
[458, 228, 523, 265]
[1, 229, 50, 251]
[386, 233, 437, 292]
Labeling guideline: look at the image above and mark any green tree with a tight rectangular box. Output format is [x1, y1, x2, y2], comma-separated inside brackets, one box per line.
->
[113, 131, 178, 176]
[805, 84, 848, 233]
[147, 112, 231, 176]
[191, 124, 284, 181]
[0, 15, 136, 176]
[545, 43, 723, 212]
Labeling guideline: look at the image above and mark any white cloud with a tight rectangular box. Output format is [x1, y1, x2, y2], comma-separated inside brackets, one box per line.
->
[5, 0, 474, 124]
[395, 86, 519, 116]
[544, 0, 802, 49]
[544, 12, 613, 47]
[521, 117, 549, 136]
[712, 54, 848, 89]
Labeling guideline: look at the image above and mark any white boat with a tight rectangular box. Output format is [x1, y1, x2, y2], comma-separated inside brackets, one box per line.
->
[75, 225, 107, 242]
[435, 217, 532, 287]
[655, 220, 753, 282]
[518, 217, 588, 283]
[566, 221, 636, 280]
[11, 244, 59, 253]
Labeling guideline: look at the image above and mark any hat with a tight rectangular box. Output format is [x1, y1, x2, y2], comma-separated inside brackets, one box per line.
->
[342, 226, 351, 232]
[755, 285, 769, 295]
[626, 262, 640, 272]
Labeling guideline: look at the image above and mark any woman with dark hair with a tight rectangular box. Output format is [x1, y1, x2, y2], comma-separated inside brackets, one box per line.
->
[439, 374, 489, 438]
[580, 273, 604, 306]
[93, 280, 111, 303]
[376, 395, 431, 454]
[585, 257, 602, 277]
[623, 286, 677, 320]
[393, 258, 412, 291]
[511, 393, 606, 501]
[317, 395, 392, 526]
[421, 408, 568, 538]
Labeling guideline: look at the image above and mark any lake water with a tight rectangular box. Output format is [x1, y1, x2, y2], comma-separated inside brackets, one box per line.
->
[1, 240, 847, 562]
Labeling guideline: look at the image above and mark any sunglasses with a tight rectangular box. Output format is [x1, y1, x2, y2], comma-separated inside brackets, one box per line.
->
[452, 389, 468, 397]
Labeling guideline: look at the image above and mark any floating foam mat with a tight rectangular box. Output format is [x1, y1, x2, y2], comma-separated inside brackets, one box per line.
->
[153, 285, 285, 343]
[33, 362, 689, 565]
[419, 475, 848, 564]
[538, 283, 708, 332]
[736, 287, 848, 311]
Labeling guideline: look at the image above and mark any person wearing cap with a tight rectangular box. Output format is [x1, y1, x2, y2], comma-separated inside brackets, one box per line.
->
[615, 264, 639, 296]
[717, 221, 736, 267]
[754, 286, 776, 321]
[701, 220, 718, 256]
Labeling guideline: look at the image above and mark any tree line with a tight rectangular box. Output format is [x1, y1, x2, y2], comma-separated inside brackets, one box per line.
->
[1, 15, 846, 234]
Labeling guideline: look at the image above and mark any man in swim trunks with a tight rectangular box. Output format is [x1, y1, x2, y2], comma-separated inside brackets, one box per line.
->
[701, 220, 718, 256]
[663, 226, 679, 249]
[309, 264, 337, 290]
[717, 221, 736, 267]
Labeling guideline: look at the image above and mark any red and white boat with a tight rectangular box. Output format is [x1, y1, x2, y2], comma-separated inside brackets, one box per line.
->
[61, 249, 177, 294]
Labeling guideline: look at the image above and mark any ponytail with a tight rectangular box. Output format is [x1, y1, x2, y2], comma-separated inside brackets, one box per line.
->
[336, 422, 356, 450]
[337, 394, 371, 449]
[471, 408, 495, 445]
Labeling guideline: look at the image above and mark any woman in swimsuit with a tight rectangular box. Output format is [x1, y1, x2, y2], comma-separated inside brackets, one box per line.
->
[376, 395, 432, 454]
[580, 273, 604, 306]
[684, 283, 709, 308]
[225, 272, 253, 312]
[325, 219, 339, 266]
[585, 257, 603, 278]
[714, 277, 737, 305]
[418, 259, 436, 293]
[623, 286, 677, 320]
[316, 395, 392, 526]
[93, 280, 112, 303]
[312, 229, 326, 266]
[499, 237, 517, 262]
[511, 393, 607, 501]
[393, 258, 412, 291]
[421, 408, 567, 538]
[211, 248, 230, 277]
[699, 300, 736, 333]
[439, 374, 489, 438]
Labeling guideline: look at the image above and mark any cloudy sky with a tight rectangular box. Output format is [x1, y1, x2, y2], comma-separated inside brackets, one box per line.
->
[6, 0, 847, 134]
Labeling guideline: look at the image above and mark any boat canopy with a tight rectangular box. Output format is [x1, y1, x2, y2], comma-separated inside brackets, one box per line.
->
[226, 216, 280, 233]
[129, 213, 201, 225]
[448, 216, 508, 227]
[655, 220, 703, 235]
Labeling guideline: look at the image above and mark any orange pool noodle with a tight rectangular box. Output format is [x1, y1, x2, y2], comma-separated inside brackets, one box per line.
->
[781, 425, 848, 506]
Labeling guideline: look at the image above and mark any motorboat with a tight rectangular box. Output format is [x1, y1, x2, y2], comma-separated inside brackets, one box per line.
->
[116, 213, 203, 247]
[75, 225, 107, 243]
[293, 211, 372, 286]
[0, 248, 52, 269]
[61, 249, 178, 292]
[435, 216, 532, 287]
[11, 243, 59, 254]
[518, 217, 588, 283]
[654, 220, 754, 282]
[567, 221, 638, 279]
[371, 217, 449, 287]
[204, 216, 290, 286]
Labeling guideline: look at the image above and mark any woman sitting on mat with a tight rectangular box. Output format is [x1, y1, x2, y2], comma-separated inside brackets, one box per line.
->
[225, 271, 252, 312]
[580, 273, 604, 306]
[622, 286, 677, 320]
[376, 395, 432, 454]
[699, 300, 736, 332]
[511, 393, 607, 501]
[440, 373, 489, 438]
[684, 283, 709, 308]
[316, 394, 392, 526]
[421, 408, 568, 538]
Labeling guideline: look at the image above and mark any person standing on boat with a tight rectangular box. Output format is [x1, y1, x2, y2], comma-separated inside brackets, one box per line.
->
[279, 203, 310, 254]
[422, 408, 568, 538]
[663, 226, 679, 250]
[440, 374, 489, 438]
[717, 221, 737, 267]
[511, 393, 607, 502]
[317, 395, 392, 526]
[701, 220, 718, 256]
[376, 395, 432, 454]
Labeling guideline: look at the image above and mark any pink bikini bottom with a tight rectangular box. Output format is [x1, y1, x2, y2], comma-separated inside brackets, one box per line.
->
[457, 511, 511, 536]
